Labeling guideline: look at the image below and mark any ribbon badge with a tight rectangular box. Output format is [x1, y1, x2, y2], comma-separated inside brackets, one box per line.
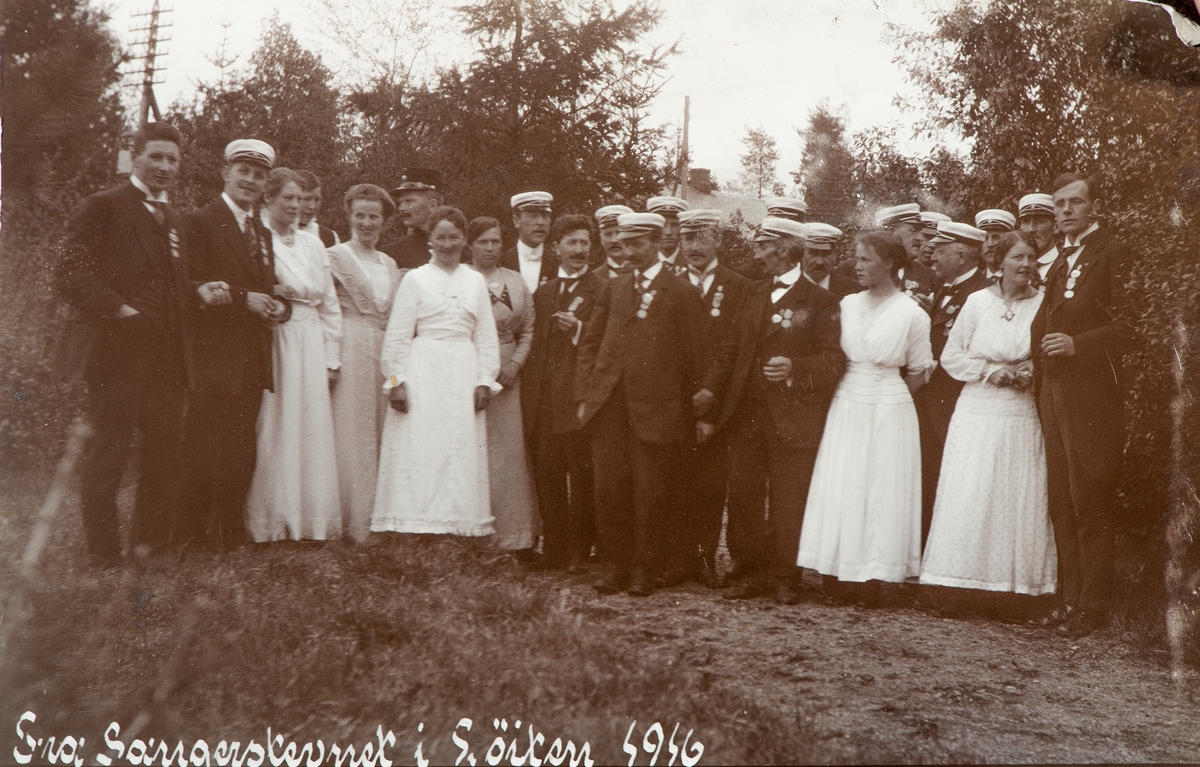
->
[168, 228, 181, 259]
[635, 289, 657, 319]
[710, 285, 724, 317]
[771, 307, 795, 330]
[904, 279, 919, 297]
[1064, 264, 1083, 299]
[946, 304, 957, 315]
[567, 295, 585, 314]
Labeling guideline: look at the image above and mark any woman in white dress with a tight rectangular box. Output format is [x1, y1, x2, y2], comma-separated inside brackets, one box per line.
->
[467, 217, 541, 553]
[246, 168, 343, 542]
[921, 230, 1056, 597]
[371, 207, 502, 537]
[328, 185, 404, 541]
[797, 230, 935, 602]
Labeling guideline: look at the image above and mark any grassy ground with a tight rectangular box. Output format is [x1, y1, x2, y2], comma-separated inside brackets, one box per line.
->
[3, 466, 1199, 765]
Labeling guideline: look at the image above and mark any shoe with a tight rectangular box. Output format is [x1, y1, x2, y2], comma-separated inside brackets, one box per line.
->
[775, 582, 803, 606]
[514, 549, 547, 570]
[657, 566, 692, 589]
[696, 564, 722, 590]
[723, 577, 768, 600]
[1056, 610, 1106, 638]
[594, 570, 627, 595]
[1030, 602, 1074, 628]
[628, 570, 654, 597]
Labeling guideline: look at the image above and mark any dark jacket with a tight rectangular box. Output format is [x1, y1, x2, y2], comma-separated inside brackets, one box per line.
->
[184, 198, 279, 395]
[521, 270, 606, 438]
[690, 264, 755, 424]
[380, 229, 431, 269]
[575, 267, 710, 444]
[56, 181, 198, 387]
[707, 277, 845, 448]
[501, 244, 559, 292]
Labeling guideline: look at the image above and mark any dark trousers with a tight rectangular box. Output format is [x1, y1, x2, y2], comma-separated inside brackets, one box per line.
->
[589, 388, 679, 577]
[917, 386, 959, 545]
[532, 419, 595, 566]
[1039, 383, 1119, 615]
[80, 319, 185, 559]
[666, 432, 728, 575]
[725, 399, 819, 585]
[178, 389, 263, 548]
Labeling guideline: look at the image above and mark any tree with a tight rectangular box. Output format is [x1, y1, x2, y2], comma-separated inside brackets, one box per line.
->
[736, 125, 780, 199]
[169, 15, 345, 215]
[793, 103, 856, 226]
[849, 126, 921, 215]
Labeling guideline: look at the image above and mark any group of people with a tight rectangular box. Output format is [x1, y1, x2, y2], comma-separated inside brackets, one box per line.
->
[56, 122, 1132, 639]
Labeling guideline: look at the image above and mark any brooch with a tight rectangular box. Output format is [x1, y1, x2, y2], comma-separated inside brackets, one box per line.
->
[710, 285, 724, 318]
[636, 289, 657, 319]
[771, 308, 795, 329]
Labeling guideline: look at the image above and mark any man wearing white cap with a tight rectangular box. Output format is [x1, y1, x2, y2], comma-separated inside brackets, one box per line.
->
[703, 216, 846, 604]
[576, 212, 710, 597]
[645, 195, 689, 270]
[502, 191, 557, 294]
[764, 197, 808, 222]
[1032, 172, 1134, 636]
[919, 221, 991, 542]
[801, 223, 858, 298]
[56, 123, 236, 563]
[918, 211, 951, 267]
[594, 204, 633, 278]
[975, 208, 1017, 283]
[179, 137, 290, 549]
[872, 203, 938, 303]
[660, 209, 753, 589]
[1018, 193, 1059, 284]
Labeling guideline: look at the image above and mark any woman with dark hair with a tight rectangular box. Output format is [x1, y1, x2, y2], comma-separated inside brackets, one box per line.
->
[797, 230, 934, 602]
[467, 216, 541, 554]
[328, 184, 404, 540]
[371, 206, 502, 537]
[920, 230, 1056, 599]
[246, 167, 343, 542]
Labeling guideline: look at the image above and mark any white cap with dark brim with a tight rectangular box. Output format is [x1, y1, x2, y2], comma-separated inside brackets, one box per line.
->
[1018, 193, 1054, 218]
[224, 139, 276, 169]
[645, 196, 689, 216]
[876, 203, 922, 227]
[511, 191, 554, 210]
[803, 222, 843, 250]
[764, 197, 808, 220]
[754, 216, 808, 242]
[920, 211, 951, 235]
[595, 204, 634, 228]
[975, 209, 1016, 231]
[616, 212, 665, 240]
[929, 221, 987, 246]
[677, 208, 723, 232]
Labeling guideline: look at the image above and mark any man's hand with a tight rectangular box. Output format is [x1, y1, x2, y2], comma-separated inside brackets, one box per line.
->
[1041, 333, 1076, 357]
[496, 360, 521, 389]
[197, 281, 233, 307]
[762, 356, 793, 383]
[328, 368, 340, 388]
[914, 293, 934, 312]
[553, 311, 581, 333]
[696, 421, 716, 445]
[1013, 360, 1034, 389]
[474, 385, 492, 412]
[246, 292, 279, 320]
[389, 383, 408, 413]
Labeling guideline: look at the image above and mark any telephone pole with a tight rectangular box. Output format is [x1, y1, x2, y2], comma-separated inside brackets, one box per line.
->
[129, 0, 172, 127]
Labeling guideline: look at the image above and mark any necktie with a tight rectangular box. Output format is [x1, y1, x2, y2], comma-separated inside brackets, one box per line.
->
[146, 199, 166, 228]
[1047, 246, 1077, 291]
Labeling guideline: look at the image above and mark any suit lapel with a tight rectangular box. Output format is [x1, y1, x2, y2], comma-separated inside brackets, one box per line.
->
[120, 184, 167, 265]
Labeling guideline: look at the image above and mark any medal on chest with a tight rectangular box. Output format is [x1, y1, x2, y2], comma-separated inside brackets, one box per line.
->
[635, 289, 656, 319]
[710, 285, 724, 317]
[168, 228, 181, 259]
[771, 307, 794, 329]
[1063, 264, 1083, 299]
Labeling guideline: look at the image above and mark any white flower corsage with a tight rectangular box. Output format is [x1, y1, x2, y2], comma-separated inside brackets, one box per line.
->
[636, 289, 657, 319]
[771, 308, 795, 329]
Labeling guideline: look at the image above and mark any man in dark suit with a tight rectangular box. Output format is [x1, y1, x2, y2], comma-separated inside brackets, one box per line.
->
[56, 122, 231, 565]
[975, 209, 1016, 283]
[522, 214, 604, 570]
[661, 209, 754, 588]
[576, 212, 710, 596]
[1032, 173, 1134, 636]
[1019, 193, 1059, 286]
[593, 204, 633, 278]
[380, 168, 443, 268]
[705, 216, 846, 603]
[918, 221, 991, 542]
[297, 169, 340, 247]
[179, 139, 290, 549]
[801, 223, 859, 298]
[502, 191, 558, 294]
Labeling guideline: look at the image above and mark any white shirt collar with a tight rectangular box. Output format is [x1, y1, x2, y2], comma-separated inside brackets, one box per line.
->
[517, 239, 544, 262]
[634, 260, 664, 283]
[802, 270, 830, 290]
[950, 266, 978, 288]
[775, 264, 802, 286]
[131, 175, 168, 204]
[558, 264, 588, 279]
[659, 249, 679, 265]
[221, 192, 252, 230]
[1063, 221, 1100, 248]
[1037, 246, 1059, 265]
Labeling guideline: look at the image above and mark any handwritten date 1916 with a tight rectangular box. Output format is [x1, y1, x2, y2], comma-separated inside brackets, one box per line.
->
[622, 721, 703, 767]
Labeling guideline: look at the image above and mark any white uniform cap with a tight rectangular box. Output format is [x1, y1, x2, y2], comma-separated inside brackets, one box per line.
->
[920, 211, 951, 235]
[1018, 193, 1055, 218]
[594, 204, 634, 228]
[754, 216, 808, 242]
[876, 203, 922, 227]
[511, 191, 554, 210]
[645, 196, 689, 216]
[929, 221, 987, 246]
[764, 197, 808, 220]
[616, 212, 665, 240]
[677, 209, 724, 232]
[803, 222, 843, 250]
[974, 209, 1017, 231]
[224, 139, 276, 168]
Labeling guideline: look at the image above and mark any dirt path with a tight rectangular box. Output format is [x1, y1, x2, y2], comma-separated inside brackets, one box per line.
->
[559, 574, 1200, 764]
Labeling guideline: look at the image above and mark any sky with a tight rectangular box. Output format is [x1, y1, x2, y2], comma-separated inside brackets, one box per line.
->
[104, 0, 948, 187]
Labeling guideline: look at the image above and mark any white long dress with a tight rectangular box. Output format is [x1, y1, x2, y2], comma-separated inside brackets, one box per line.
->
[246, 229, 343, 542]
[797, 291, 934, 582]
[371, 263, 502, 536]
[920, 288, 1057, 595]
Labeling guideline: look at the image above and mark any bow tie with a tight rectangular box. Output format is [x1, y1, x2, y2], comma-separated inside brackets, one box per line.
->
[688, 266, 715, 281]
[522, 246, 542, 262]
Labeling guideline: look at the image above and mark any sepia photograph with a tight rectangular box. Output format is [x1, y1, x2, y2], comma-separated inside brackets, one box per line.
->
[3, 0, 1200, 763]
